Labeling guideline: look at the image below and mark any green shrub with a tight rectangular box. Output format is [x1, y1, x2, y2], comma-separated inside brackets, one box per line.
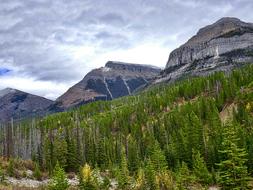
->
[0, 164, 5, 183]
[48, 162, 69, 190]
[7, 159, 15, 177]
[33, 163, 42, 181]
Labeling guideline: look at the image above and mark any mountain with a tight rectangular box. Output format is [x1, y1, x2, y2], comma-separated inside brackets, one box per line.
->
[57, 61, 161, 108]
[159, 17, 253, 82]
[0, 88, 53, 123]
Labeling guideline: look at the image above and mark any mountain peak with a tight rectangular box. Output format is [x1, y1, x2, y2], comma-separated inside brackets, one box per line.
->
[105, 61, 161, 72]
[0, 88, 54, 122]
[57, 61, 161, 108]
[186, 17, 253, 46]
[215, 17, 242, 24]
[1, 87, 16, 91]
[163, 17, 253, 82]
[0, 88, 17, 98]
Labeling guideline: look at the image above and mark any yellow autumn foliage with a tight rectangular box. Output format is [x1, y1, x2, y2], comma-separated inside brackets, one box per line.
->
[246, 102, 253, 112]
[134, 168, 145, 189]
[82, 163, 92, 181]
[156, 171, 175, 190]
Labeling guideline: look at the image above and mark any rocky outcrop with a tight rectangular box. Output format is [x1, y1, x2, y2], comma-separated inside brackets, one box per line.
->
[57, 61, 161, 108]
[161, 17, 253, 82]
[105, 61, 161, 73]
[0, 88, 54, 123]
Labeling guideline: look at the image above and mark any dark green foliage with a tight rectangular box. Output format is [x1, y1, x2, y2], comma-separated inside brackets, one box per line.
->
[100, 175, 111, 190]
[48, 162, 69, 190]
[116, 155, 131, 190]
[216, 124, 250, 190]
[0, 164, 5, 183]
[148, 140, 168, 172]
[192, 150, 212, 184]
[176, 162, 196, 190]
[144, 159, 158, 190]
[7, 159, 15, 177]
[127, 135, 139, 173]
[33, 162, 42, 181]
[65, 129, 80, 172]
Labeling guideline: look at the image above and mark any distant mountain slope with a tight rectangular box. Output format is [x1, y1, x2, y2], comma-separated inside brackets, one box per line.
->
[159, 17, 253, 82]
[0, 88, 53, 122]
[57, 61, 161, 108]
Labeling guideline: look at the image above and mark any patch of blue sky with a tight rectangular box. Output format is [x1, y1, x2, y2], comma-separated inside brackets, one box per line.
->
[0, 68, 11, 76]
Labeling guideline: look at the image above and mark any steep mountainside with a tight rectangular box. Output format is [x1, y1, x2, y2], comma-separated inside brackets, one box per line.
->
[57, 61, 161, 108]
[0, 88, 53, 122]
[159, 17, 253, 82]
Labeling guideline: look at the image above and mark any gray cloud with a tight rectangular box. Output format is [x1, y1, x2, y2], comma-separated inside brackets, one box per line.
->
[0, 0, 252, 99]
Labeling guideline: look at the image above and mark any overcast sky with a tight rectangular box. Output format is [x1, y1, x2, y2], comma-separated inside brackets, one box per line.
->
[0, 0, 252, 100]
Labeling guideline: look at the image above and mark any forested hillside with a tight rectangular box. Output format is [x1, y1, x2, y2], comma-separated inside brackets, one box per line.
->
[0, 65, 253, 189]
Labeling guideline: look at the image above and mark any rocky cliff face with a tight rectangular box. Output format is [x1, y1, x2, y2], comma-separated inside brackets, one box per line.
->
[57, 61, 161, 108]
[161, 17, 253, 82]
[0, 88, 54, 123]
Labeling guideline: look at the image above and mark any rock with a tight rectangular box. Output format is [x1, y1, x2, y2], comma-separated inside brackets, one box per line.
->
[6, 177, 49, 188]
[161, 17, 253, 82]
[68, 176, 79, 186]
[57, 61, 161, 108]
[6, 176, 79, 188]
[208, 186, 221, 190]
[0, 88, 54, 123]
[25, 170, 33, 178]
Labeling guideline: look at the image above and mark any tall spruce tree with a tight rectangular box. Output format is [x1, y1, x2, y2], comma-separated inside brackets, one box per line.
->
[176, 162, 195, 190]
[145, 159, 158, 190]
[192, 150, 212, 184]
[116, 153, 130, 190]
[216, 124, 250, 190]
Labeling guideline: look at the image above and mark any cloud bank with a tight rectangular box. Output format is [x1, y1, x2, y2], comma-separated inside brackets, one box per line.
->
[0, 0, 252, 99]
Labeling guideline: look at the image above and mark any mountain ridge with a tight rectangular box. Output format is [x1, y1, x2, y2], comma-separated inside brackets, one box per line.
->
[0, 61, 161, 122]
[57, 61, 161, 108]
[160, 17, 253, 83]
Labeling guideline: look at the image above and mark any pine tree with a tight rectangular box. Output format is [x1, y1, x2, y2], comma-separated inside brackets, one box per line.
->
[134, 168, 146, 190]
[65, 127, 80, 172]
[192, 150, 212, 184]
[186, 112, 204, 166]
[116, 154, 130, 190]
[149, 140, 168, 172]
[48, 162, 69, 190]
[216, 124, 250, 190]
[54, 138, 68, 169]
[127, 135, 139, 173]
[144, 159, 158, 190]
[44, 131, 54, 175]
[97, 138, 107, 170]
[156, 170, 174, 190]
[176, 162, 195, 190]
